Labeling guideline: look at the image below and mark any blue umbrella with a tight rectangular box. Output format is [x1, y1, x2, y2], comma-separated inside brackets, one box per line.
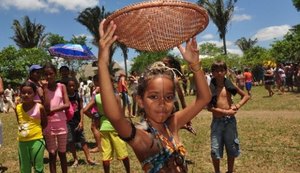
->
[48, 43, 96, 60]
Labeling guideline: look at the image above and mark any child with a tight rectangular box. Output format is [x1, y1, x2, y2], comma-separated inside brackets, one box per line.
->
[82, 78, 130, 173]
[235, 70, 245, 91]
[243, 68, 253, 97]
[117, 73, 131, 117]
[27, 64, 44, 103]
[98, 19, 211, 172]
[66, 78, 96, 167]
[15, 81, 47, 173]
[83, 75, 102, 153]
[96, 91, 130, 173]
[42, 63, 70, 173]
[207, 61, 250, 173]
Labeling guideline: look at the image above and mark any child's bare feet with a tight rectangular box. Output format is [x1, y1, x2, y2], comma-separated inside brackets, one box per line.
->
[89, 147, 101, 153]
[71, 160, 78, 167]
[87, 159, 98, 166]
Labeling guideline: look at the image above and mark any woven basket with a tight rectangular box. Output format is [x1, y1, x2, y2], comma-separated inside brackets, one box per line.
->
[104, 0, 209, 52]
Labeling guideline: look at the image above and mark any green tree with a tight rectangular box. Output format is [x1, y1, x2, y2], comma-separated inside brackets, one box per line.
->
[11, 16, 46, 48]
[77, 6, 129, 76]
[0, 46, 51, 86]
[43, 33, 67, 49]
[76, 6, 110, 46]
[199, 42, 223, 56]
[235, 37, 258, 53]
[118, 43, 129, 76]
[270, 26, 300, 63]
[293, 0, 300, 11]
[70, 35, 87, 45]
[197, 0, 237, 55]
[130, 51, 169, 74]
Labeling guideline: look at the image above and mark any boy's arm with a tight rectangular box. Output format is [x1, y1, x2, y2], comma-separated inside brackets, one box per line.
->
[207, 106, 233, 118]
[233, 86, 250, 110]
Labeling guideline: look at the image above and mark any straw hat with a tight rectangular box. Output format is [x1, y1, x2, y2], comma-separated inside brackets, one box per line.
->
[104, 0, 209, 52]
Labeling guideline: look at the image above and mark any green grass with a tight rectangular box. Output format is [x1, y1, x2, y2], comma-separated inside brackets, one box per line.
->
[0, 86, 299, 173]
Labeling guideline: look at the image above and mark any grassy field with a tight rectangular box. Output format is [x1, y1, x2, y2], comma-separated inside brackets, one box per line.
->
[0, 86, 299, 173]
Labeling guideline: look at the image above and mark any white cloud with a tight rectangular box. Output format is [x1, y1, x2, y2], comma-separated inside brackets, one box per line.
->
[0, 0, 48, 10]
[199, 40, 234, 47]
[253, 25, 291, 41]
[48, 0, 98, 11]
[170, 40, 241, 57]
[201, 34, 214, 40]
[232, 14, 252, 22]
[227, 48, 243, 55]
[0, 0, 98, 11]
[234, 6, 245, 12]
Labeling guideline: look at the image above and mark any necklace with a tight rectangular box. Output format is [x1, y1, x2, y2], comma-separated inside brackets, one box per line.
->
[68, 93, 76, 97]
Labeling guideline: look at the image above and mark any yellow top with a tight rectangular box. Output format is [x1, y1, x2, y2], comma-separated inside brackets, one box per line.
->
[16, 103, 43, 141]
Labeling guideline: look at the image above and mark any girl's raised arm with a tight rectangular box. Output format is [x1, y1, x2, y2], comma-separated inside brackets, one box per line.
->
[98, 19, 133, 139]
[175, 38, 211, 128]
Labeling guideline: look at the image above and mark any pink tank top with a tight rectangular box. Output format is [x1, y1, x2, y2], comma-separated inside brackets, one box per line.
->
[44, 83, 67, 135]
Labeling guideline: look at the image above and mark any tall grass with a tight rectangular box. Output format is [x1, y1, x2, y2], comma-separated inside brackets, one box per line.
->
[0, 86, 299, 173]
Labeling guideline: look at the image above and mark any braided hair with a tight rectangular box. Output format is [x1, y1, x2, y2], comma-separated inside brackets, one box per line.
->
[137, 61, 176, 98]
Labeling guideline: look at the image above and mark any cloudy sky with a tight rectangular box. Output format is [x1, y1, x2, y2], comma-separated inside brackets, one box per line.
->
[0, 0, 299, 69]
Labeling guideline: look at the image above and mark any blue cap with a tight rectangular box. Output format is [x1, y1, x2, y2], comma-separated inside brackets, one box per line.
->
[29, 65, 42, 72]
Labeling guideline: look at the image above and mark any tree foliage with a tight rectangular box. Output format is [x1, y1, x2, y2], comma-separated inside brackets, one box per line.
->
[270, 26, 300, 63]
[0, 46, 51, 86]
[200, 42, 223, 56]
[77, 6, 129, 76]
[197, 0, 237, 55]
[76, 6, 110, 46]
[130, 51, 169, 74]
[293, 0, 300, 11]
[235, 37, 258, 53]
[11, 16, 46, 48]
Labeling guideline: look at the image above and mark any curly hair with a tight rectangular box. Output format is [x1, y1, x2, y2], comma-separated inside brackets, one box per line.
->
[137, 61, 176, 97]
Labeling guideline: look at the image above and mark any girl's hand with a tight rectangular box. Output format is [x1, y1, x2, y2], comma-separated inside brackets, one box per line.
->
[178, 37, 199, 64]
[98, 19, 118, 64]
[76, 122, 83, 131]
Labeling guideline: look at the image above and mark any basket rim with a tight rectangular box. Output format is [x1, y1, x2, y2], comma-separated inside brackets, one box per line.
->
[104, 0, 208, 29]
[103, 0, 209, 51]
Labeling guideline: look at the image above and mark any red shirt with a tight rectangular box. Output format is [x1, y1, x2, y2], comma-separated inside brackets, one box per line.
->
[244, 72, 253, 82]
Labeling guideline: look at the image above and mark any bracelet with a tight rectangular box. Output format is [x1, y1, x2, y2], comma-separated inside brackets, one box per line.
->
[189, 61, 202, 73]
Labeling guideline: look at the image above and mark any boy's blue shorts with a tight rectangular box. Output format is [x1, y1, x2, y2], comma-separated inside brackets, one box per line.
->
[245, 82, 252, 91]
[210, 116, 240, 159]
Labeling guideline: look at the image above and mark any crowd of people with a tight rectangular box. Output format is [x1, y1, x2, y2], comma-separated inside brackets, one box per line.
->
[0, 20, 299, 173]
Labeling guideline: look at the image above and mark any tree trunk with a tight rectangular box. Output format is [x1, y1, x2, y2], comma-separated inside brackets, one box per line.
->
[223, 35, 227, 55]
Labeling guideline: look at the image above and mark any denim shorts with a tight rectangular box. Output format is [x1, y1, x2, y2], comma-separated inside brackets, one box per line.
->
[210, 116, 240, 159]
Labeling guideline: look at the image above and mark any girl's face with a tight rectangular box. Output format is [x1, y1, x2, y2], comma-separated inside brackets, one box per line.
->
[138, 76, 175, 124]
[44, 67, 56, 83]
[67, 80, 76, 93]
[21, 86, 35, 103]
[212, 68, 226, 79]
